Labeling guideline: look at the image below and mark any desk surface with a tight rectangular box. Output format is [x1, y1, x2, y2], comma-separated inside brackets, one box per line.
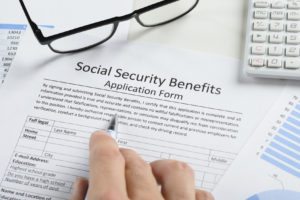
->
[129, 0, 247, 59]
[2, 0, 247, 59]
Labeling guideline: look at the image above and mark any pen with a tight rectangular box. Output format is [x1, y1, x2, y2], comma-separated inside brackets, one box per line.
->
[107, 115, 118, 139]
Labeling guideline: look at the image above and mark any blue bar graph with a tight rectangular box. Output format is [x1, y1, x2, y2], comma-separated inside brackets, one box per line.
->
[296, 104, 300, 111]
[287, 117, 300, 127]
[270, 142, 300, 161]
[265, 148, 300, 169]
[282, 123, 300, 136]
[278, 129, 300, 145]
[261, 103, 300, 179]
[261, 154, 300, 178]
[0, 23, 27, 30]
[274, 135, 300, 152]
[38, 25, 55, 29]
[0, 23, 54, 30]
[291, 110, 300, 119]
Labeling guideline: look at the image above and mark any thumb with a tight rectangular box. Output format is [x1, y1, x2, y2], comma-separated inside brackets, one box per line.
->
[70, 177, 89, 200]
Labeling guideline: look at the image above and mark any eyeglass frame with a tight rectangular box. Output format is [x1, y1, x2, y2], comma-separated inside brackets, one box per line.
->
[19, 0, 199, 53]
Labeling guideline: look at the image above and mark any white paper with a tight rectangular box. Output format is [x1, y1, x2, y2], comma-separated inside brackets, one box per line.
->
[129, 0, 246, 58]
[0, 24, 55, 85]
[214, 85, 300, 200]
[0, 32, 287, 199]
[0, 0, 132, 85]
[0, 24, 25, 84]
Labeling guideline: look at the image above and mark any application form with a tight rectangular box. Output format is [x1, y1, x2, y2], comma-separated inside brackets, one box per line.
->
[0, 33, 286, 199]
[214, 86, 300, 200]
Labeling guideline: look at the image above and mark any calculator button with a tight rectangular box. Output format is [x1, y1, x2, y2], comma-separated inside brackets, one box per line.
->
[285, 46, 300, 56]
[267, 58, 282, 68]
[252, 45, 266, 54]
[287, 11, 300, 20]
[270, 21, 285, 31]
[285, 59, 300, 69]
[269, 33, 284, 43]
[252, 33, 267, 42]
[254, 1, 270, 8]
[254, 10, 269, 19]
[286, 34, 300, 44]
[253, 21, 268, 30]
[271, 10, 285, 19]
[250, 57, 265, 67]
[268, 46, 283, 56]
[287, 22, 300, 32]
[271, 1, 285, 9]
[288, 2, 300, 9]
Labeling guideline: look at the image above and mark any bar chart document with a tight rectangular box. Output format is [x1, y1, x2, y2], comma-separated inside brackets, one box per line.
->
[214, 86, 300, 200]
[0, 24, 56, 86]
[0, 24, 27, 85]
[0, 0, 132, 86]
[0, 33, 286, 199]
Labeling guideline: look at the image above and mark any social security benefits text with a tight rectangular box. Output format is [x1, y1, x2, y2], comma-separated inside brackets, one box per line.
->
[75, 62, 222, 101]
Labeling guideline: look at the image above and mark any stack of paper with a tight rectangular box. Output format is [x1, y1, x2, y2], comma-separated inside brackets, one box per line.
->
[0, 1, 297, 199]
[0, 26, 287, 199]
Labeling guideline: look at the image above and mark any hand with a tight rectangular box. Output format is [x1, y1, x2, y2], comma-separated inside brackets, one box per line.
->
[71, 131, 214, 200]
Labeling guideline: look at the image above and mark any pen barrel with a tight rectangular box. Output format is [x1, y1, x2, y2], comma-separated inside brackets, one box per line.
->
[107, 129, 118, 140]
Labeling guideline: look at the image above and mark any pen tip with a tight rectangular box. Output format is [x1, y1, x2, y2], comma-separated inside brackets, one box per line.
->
[108, 114, 117, 130]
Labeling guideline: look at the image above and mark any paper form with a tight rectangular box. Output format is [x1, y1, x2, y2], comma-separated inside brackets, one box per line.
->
[214, 86, 300, 200]
[0, 32, 287, 199]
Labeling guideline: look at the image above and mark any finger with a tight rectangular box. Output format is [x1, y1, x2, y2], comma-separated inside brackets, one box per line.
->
[195, 189, 215, 200]
[87, 131, 127, 200]
[120, 148, 164, 200]
[70, 177, 88, 200]
[151, 160, 196, 200]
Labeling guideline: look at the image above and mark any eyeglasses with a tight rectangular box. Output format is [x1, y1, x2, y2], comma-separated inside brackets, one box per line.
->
[20, 0, 199, 54]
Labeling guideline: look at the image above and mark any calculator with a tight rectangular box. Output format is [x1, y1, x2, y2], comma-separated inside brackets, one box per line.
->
[245, 0, 300, 80]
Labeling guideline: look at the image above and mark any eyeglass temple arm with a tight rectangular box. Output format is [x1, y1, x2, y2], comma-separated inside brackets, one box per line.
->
[19, 0, 46, 44]
[90, 0, 178, 23]
[132, 0, 178, 16]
